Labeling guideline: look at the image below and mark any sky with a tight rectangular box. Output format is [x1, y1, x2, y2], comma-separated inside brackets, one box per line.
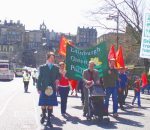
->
[0, 0, 149, 36]
[0, 0, 102, 35]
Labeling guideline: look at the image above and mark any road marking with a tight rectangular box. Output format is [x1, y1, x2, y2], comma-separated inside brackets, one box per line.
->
[0, 91, 18, 116]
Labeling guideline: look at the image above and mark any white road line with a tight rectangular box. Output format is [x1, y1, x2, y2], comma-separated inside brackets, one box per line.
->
[0, 91, 18, 116]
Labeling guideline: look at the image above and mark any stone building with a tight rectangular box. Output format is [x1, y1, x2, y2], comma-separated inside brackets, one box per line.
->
[76, 27, 97, 48]
[23, 30, 42, 67]
[23, 22, 50, 67]
[0, 20, 25, 67]
[0, 20, 97, 67]
[97, 26, 141, 65]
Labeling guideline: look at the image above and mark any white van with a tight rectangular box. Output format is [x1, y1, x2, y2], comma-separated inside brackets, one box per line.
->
[0, 60, 14, 80]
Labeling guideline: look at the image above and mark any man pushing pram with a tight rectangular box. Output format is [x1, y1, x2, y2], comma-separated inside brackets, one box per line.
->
[83, 61, 109, 122]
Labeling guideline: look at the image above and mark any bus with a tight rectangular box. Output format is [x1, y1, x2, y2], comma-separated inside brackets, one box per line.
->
[0, 60, 14, 80]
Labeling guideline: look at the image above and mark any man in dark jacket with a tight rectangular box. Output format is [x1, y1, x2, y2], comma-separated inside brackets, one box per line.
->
[103, 58, 119, 117]
[37, 52, 60, 127]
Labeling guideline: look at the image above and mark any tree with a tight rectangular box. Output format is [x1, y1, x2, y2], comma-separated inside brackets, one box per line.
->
[91, 0, 143, 43]
[90, 0, 149, 72]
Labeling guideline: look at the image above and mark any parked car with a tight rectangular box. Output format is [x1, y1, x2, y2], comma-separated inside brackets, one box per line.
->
[15, 68, 25, 77]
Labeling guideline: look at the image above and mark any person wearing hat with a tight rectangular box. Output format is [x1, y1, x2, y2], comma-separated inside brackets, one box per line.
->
[37, 52, 60, 127]
[57, 62, 70, 116]
[82, 60, 100, 118]
[103, 58, 119, 117]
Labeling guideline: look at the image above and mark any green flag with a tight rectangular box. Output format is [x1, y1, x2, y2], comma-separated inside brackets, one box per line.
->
[66, 42, 109, 80]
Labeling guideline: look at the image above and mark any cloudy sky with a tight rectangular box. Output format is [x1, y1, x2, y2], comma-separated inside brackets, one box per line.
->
[0, 0, 149, 36]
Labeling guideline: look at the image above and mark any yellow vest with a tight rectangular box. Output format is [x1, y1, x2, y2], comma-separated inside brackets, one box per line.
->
[23, 74, 30, 81]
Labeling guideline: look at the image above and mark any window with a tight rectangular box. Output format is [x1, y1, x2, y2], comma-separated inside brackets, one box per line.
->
[9, 46, 14, 52]
[3, 45, 7, 52]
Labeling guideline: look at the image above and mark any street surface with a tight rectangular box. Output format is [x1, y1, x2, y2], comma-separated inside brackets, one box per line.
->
[0, 78, 150, 130]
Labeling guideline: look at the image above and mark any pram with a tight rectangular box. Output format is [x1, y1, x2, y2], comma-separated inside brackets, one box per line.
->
[86, 84, 110, 122]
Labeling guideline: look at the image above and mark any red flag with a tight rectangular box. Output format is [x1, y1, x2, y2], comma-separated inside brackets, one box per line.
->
[69, 79, 78, 90]
[116, 45, 125, 68]
[58, 35, 73, 56]
[141, 73, 148, 87]
[108, 45, 116, 61]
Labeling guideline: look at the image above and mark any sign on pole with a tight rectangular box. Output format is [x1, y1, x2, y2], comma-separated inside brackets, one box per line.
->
[140, 12, 150, 59]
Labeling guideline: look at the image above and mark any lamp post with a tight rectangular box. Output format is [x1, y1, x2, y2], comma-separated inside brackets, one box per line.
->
[107, 12, 119, 49]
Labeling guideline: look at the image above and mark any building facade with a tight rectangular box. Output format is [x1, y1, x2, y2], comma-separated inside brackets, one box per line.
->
[0, 20, 99, 67]
[23, 22, 51, 67]
[0, 20, 25, 67]
[23, 30, 42, 67]
[97, 26, 141, 65]
[22, 22, 77, 67]
[76, 27, 97, 48]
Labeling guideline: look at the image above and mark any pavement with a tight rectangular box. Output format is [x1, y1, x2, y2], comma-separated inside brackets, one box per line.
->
[0, 78, 150, 130]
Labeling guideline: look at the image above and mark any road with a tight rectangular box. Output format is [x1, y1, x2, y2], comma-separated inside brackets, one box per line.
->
[0, 78, 150, 130]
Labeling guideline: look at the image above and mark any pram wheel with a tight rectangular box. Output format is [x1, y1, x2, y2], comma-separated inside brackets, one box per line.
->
[87, 116, 92, 121]
[98, 116, 103, 122]
[103, 117, 110, 123]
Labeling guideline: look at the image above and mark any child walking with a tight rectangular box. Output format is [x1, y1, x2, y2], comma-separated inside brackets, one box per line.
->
[132, 76, 141, 107]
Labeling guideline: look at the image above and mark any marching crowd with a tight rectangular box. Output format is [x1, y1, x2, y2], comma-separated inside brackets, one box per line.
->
[22, 51, 150, 128]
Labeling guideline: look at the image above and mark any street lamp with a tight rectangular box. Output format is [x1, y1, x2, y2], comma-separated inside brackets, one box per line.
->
[107, 12, 119, 49]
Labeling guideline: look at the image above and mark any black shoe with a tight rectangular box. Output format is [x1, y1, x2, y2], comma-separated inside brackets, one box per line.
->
[132, 102, 134, 105]
[40, 117, 45, 124]
[62, 113, 66, 117]
[120, 106, 125, 110]
[122, 102, 125, 105]
[46, 121, 53, 128]
[50, 113, 54, 117]
[83, 112, 87, 117]
[61, 111, 67, 116]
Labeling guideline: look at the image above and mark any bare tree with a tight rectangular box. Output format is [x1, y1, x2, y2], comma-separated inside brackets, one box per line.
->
[90, 0, 143, 44]
[90, 0, 150, 72]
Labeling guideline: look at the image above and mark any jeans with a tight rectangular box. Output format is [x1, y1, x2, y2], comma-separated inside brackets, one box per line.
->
[58, 87, 70, 114]
[118, 88, 124, 107]
[141, 85, 150, 94]
[132, 92, 141, 106]
[105, 87, 118, 114]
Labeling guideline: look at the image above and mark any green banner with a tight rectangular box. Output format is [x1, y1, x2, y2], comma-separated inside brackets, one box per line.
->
[66, 42, 109, 80]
